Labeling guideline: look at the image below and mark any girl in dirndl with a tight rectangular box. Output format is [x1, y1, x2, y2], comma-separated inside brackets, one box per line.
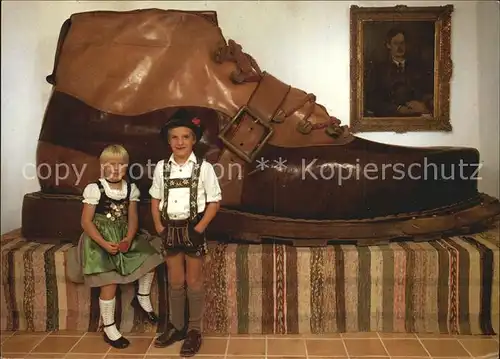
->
[75, 144, 164, 349]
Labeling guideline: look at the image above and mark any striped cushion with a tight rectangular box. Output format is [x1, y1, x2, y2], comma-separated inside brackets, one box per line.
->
[1, 224, 498, 334]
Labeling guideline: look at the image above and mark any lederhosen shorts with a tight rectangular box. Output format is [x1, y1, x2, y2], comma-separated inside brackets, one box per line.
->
[159, 156, 208, 258]
[160, 213, 207, 258]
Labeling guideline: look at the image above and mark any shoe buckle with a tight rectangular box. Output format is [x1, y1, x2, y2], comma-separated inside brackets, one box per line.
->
[218, 105, 274, 164]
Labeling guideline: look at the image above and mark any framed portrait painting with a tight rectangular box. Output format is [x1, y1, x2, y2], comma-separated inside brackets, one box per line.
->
[349, 5, 453, 133]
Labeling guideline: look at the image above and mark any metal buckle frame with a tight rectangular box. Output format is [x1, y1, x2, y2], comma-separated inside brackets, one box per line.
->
[218, 106, 274, 163]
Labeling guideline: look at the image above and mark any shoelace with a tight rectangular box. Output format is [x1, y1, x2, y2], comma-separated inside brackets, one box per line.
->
[213, 39, 348, 137]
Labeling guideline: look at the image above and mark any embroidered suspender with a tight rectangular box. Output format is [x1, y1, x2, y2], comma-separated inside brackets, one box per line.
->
[161, 156, 204, 222]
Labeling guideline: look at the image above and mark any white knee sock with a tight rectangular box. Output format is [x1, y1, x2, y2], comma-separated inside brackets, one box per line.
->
[99, 297, 122, 341]
[137, 272, 154, 312]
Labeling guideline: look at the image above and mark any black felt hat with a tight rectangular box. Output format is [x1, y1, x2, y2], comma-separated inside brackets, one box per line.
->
[160, 108, 204, 142]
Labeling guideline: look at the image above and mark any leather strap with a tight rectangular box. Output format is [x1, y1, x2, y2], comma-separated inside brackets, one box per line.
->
[247, 72, 291, 122]
[217, 73, 290, 207]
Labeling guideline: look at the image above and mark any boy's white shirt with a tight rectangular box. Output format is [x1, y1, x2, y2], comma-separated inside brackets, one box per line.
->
[149, 152, 222, 220]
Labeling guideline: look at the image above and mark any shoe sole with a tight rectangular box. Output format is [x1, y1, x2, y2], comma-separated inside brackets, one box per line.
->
[154, 337, 186, 348]
[103, 336, 130, 349]
[208, 193, 500, 245]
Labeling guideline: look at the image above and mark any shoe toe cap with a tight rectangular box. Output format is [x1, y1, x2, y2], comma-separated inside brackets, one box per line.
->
[117, 336, 130, 348]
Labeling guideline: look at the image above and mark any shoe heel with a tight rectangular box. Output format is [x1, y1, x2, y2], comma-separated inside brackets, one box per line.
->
[130, 296, 140, 309]
[131, 294, 159, 325]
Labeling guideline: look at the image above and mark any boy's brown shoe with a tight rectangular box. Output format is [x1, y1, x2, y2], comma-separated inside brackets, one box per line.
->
[179, 329, 202, 357]
[154, 322, 187, 348]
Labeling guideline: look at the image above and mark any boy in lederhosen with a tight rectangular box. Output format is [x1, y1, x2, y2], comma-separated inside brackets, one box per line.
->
[150, 108, 222, 357]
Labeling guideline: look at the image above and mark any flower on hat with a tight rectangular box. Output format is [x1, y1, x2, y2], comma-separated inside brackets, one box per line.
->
[192, 118, 201, 126]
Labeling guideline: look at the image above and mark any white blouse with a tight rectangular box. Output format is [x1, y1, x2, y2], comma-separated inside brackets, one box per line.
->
[82, 178, 140, 205]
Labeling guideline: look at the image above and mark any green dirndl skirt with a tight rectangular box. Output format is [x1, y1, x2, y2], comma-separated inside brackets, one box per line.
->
[66, 213, 164, 287]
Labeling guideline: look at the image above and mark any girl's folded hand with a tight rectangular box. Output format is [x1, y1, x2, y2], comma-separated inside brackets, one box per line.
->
[103, 242, 119, 255]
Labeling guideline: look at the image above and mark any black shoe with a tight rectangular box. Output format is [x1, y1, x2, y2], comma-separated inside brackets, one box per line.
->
[180, 329, 202, 357]
[154, 322, 187, 348]
[102, 323, 130, 349]
[131, 294, 159, 324]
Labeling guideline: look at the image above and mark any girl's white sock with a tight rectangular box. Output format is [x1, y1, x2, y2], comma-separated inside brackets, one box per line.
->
[137, 272, 154, 312]
[99, 297, 122, 341]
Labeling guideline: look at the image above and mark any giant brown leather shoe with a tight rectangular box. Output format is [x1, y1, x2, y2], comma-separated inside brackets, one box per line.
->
[23, 9, 500, 246]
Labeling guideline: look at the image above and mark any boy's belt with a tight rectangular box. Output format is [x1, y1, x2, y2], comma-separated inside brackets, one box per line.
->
[164, 212, 204, 227]
[166, 219, 190, 226]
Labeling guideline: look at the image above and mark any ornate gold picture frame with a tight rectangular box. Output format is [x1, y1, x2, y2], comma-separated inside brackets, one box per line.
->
[350, 4, 453, 133]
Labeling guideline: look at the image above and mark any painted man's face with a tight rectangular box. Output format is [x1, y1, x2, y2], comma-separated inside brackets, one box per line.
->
[387, 33, 406, 58]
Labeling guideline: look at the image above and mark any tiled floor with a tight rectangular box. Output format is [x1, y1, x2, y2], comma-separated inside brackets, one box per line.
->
[0, 331, 498, 358]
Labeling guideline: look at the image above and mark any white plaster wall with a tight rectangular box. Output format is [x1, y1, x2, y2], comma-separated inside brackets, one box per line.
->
[477, 1, 500, 199]
[1, 0, 498, 233]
